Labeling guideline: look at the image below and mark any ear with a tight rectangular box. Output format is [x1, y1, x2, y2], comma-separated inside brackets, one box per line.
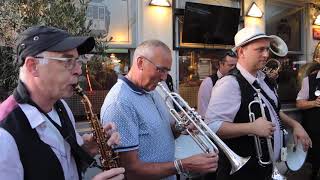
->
[136, 56, 144, 71]
[24, 57, 40, 77]
[237, 47, 245, 58]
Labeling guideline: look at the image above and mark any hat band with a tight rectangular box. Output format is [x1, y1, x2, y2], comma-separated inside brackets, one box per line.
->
[240, 33, 267, 45]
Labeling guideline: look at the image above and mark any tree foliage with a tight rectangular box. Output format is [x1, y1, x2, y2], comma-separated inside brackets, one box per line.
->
[0, 0, 91, 92]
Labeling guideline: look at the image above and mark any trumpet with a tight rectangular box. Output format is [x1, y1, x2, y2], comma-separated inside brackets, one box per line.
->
[248, 88, 286, 180]
[157, 82, 250, 174]
[262, 58, 281, 80]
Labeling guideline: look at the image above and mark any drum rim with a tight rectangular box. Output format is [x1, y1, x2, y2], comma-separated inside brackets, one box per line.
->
[285, 143, 308, 171]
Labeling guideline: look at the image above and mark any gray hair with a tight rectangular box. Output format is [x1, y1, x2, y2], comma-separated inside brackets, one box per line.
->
[19, 52, 47, 81]
[133, 40, 171, 61]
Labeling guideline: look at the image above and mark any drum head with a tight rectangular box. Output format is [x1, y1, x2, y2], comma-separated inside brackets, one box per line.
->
[285, 129, 307, 171]
[175, 135, 203, 159]
[175, 135, 214, 178]
[286, 142, 307, 171]
[175, 135, 213, 159]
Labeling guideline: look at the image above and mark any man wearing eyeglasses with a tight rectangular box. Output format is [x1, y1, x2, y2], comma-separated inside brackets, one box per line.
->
[0, 26, 124, 180]
[197, 50, 237, 119]
[101, 40, 218, 180]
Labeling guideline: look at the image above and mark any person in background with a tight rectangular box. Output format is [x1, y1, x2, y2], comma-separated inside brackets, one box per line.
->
[0, 26, 124, 180]
[197, 50, 237, 118]
[205, 26, 311, 180]
[296, 64, 320, 180]
[101, 39, 218, 180]
[166, 73, 175, 92]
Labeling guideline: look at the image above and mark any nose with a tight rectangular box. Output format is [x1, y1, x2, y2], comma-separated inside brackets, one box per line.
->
[263, 48, 270, 58]
[72, 62, 83, 76]
[160, 71, 168, 81]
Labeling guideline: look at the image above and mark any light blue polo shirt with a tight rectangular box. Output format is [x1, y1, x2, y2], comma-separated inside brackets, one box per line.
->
[100, 76, 175, 179]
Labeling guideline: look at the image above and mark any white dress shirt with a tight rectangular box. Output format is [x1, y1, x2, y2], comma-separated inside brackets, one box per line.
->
[205, 63, 282, 160]
[297, 71, 320, 100]
[0, 100, 83, 180]
[197, 70, 223, 118]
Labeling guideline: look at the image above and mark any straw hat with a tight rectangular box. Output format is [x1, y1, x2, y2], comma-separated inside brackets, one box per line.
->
[232, 26, 277, 52]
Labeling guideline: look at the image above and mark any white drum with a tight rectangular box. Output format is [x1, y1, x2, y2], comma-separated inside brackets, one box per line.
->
[277, 129, 308, 175]
[175, 135, 214, 178]
[175, 135, 213, 159]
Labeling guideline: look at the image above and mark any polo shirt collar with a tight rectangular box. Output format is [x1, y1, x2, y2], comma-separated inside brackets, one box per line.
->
[119, 76, 147, 95]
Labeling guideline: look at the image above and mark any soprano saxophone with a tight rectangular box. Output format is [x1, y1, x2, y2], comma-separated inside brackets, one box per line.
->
[73, 84, 119, 170]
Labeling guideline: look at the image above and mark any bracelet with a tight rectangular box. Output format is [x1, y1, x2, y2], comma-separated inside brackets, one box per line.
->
[178, 159, 188, 174]
[174, 160, 182, 174]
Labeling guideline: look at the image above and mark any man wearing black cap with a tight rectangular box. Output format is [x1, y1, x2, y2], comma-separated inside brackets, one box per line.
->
[205, 26, 311, 180]
[0, 26, 124, 180]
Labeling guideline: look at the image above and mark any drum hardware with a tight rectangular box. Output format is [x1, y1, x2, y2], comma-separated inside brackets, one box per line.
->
[158, 82, 250, 176]
[276, 129, 308, 176]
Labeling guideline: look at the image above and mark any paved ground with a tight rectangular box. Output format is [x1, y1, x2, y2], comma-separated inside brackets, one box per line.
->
[287, 163, 313, 180]
[83, 163, 316, 180]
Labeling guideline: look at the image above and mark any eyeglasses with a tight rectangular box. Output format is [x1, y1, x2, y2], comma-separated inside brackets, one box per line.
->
[140, 56, 171, 74]
[35, 55, 88, 70]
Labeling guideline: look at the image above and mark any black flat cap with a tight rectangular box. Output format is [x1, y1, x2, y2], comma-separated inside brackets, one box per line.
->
[16, 26, 95, 66]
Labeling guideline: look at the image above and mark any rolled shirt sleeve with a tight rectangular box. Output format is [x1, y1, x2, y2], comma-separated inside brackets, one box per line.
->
[296, 77, 309, 100]
[205, 76, 241, 133]
[101, 100, 140, 152]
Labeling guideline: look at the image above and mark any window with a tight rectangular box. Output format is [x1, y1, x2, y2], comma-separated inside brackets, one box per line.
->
[265, 0, 306, 103]
[266, 1, 303, 52]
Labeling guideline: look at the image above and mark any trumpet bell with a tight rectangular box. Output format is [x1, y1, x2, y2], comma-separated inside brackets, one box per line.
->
[270, 35, 288, 57]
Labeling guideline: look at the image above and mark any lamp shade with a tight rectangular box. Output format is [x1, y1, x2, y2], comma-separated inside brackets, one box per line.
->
[314, 15, 320, 25]
[149, 0, 171, 7]
[247, 2, 263, 18]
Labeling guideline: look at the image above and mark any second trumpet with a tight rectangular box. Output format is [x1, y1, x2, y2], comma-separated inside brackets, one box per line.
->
[158, 82, 250, 174]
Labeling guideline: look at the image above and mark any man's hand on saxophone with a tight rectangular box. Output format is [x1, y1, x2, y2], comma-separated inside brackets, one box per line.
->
[82, 122, 125, 180]
[92, 167, 125, 180]
[82, 122, 120, 157]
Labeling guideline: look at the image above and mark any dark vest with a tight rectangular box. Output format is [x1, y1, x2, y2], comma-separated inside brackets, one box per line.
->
[0, 96, 65, 180]
[216, 68, 280, 180]
[210, 73, 219, 87]
[302, 73, 320, 135]
[0, 81, 85, 180]
[303, 74, 320, 166]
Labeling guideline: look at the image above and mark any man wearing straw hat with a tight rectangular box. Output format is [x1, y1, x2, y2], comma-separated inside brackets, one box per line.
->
[205, 26, 311, 180]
